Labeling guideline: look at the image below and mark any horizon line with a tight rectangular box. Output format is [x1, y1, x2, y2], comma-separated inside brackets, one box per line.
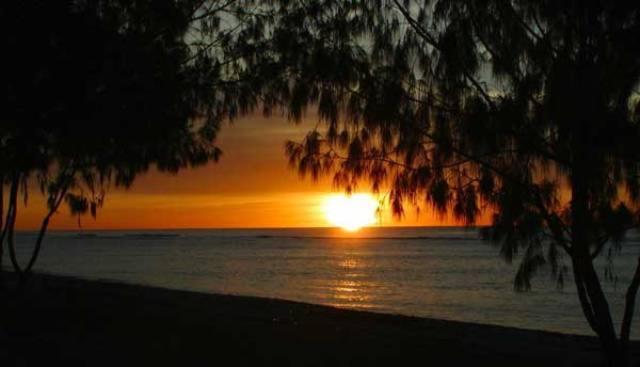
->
[18, 224, 485, 232]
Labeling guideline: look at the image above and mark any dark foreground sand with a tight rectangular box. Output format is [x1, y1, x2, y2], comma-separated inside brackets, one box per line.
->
[0, 273, 636, 366]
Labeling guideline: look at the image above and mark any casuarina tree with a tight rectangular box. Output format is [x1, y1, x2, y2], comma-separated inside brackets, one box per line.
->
[257, 1, 640, 365]
[0, 0, 268, 278]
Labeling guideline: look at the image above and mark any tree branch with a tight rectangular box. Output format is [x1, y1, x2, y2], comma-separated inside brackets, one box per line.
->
[391, 0, 496, 109]
[23, 176, 72, 274]
[573, 263, 599, 332]
[7, 173, 22, 274]
[591, 235, 609, 260]
[620, 256, 640, 345]
[189, 0, 237, 23]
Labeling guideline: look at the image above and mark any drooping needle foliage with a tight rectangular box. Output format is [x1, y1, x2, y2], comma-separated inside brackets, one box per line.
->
[0, 0, 274, 275]
[252, 1, 640, 365]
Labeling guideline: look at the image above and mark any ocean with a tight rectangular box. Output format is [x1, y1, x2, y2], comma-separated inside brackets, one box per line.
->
[8, 226, 640, 337]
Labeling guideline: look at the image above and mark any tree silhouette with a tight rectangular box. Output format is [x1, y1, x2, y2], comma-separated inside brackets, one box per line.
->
[0, 0, 267, 278]
[262, 1, 640, 365]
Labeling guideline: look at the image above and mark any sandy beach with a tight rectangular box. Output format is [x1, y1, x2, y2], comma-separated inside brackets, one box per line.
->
[1, 272, 633, 366]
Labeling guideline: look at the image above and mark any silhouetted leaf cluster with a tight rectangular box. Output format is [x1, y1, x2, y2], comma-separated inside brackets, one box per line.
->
[258, 1, 640, 359]
[0, 0, 277, 274]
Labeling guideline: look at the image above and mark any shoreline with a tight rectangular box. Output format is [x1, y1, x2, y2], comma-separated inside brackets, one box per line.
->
[0, 272, 633, 366]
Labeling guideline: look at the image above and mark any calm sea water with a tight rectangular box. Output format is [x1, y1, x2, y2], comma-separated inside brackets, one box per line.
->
[8, 227, 640, 337]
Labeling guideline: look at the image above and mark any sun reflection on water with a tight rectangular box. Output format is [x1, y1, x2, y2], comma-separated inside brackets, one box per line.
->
[339, 258, 359, 269]
[327, 256, 377, 309]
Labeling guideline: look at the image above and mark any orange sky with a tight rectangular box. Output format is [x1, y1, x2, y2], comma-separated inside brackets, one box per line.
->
[15, 114, 490, 230]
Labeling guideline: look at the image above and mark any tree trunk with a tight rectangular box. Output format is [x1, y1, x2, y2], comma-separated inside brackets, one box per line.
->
[619, 256, 640, 364]
[23, 214, 51, 275]
[0, 176, 4, 288]
[572, 254, 625, 366]
[23, 181, 69, 277]
[570, 151, 626, 366]
[6, 174, 22, 275]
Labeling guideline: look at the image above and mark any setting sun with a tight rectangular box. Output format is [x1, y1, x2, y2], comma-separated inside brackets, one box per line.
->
[322, 193, 379, 231]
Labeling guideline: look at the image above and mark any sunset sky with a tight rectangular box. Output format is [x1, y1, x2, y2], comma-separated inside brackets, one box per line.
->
[16, 114, 489, 230]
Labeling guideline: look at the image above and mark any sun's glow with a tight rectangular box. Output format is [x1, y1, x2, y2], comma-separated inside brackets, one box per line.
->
[323, 194, 379, 232]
